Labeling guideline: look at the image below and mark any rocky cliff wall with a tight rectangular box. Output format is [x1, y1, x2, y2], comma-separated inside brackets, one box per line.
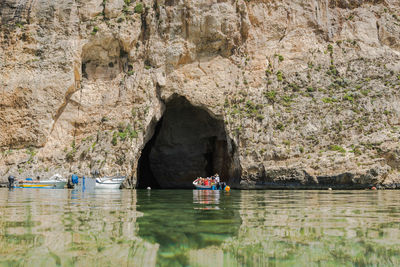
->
[0, 0, 399, 189]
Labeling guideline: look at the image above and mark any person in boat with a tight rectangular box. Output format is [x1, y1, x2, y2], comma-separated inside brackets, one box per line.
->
[215, 174, 221, 189]
[208, 176, 213, 186]
[215, 174, 220, 183]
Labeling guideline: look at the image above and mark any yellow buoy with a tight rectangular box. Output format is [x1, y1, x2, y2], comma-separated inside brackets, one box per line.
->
[225, 186, 230, 192]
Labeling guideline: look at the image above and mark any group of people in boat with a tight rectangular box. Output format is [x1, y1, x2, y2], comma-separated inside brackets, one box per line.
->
[195, 174, 227, 189]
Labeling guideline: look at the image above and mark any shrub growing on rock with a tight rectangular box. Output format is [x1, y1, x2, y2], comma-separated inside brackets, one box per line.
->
[264, 90, 277, 102]
[91, 26, 99, 35]
[111, 134, 118, 146]
[276, 70, 283, 82]
[134, 3, 144, 14]
[329, 145, 346, 153]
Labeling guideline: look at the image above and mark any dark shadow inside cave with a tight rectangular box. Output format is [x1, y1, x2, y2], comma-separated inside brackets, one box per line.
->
[137, 96, 239, 189]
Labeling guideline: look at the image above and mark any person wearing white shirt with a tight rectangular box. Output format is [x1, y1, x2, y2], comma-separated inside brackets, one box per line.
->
[215, 174, 220, 183]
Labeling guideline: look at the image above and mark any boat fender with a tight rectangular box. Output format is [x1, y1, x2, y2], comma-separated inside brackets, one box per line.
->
[225, 186, 230, 192]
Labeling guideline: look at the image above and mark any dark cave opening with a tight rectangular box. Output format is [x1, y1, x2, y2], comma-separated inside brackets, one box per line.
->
[137, 96, 239, 189]
[136, 118, 163, 189]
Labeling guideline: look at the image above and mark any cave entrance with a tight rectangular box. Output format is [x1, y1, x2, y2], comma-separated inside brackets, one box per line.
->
[137, 96, 238, 189]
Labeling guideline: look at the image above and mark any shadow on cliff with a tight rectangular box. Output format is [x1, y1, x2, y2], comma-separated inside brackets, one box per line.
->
[137, 96, 241, 189]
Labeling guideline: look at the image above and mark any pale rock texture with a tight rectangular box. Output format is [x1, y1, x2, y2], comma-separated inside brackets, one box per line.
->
[105, 0, 125, 19]
[78, 0, 104, 20]
[0, 0, 400, 189]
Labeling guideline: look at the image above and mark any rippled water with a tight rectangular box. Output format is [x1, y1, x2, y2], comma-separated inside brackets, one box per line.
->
[1, 188, 400, 266]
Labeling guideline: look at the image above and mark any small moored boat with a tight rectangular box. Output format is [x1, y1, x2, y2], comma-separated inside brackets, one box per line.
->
[14, 174, 67, 189]
[95, 176, 125, 189]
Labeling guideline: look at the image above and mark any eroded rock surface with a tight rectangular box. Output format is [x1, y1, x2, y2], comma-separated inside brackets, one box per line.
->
[0, 0, 400, 189]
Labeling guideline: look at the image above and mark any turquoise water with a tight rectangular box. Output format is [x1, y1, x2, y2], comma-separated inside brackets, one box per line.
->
[1, 188, 400, 266]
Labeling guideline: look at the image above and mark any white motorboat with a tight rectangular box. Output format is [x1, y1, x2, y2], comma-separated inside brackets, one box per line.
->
[95, 176, 125, 189]
[14, 174, 67, 189]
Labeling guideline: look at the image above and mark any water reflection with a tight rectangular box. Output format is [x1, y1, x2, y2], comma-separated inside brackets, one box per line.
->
[0, 189, 148, 266]
[193, 190, 220, 209]
[0, 189, 400, 266]
[136, 190, 241, 266]
[229, 190, 400, 266]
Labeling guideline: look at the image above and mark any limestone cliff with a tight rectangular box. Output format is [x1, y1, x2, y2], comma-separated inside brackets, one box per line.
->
[1, 0, 399, 189]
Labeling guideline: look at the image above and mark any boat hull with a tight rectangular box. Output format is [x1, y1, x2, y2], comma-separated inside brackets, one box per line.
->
[194, 185, 213, 190]
[194, 185, 223, 190]
[14, 181, 67, 189]
[95, 177, 125, 189]
[95, 183, 122, 189]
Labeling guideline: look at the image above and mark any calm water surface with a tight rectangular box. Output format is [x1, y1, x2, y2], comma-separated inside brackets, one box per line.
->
[0, 189, 400, 266]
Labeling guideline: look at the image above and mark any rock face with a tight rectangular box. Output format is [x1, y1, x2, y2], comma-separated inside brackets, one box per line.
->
[0, 0, 399, 189]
